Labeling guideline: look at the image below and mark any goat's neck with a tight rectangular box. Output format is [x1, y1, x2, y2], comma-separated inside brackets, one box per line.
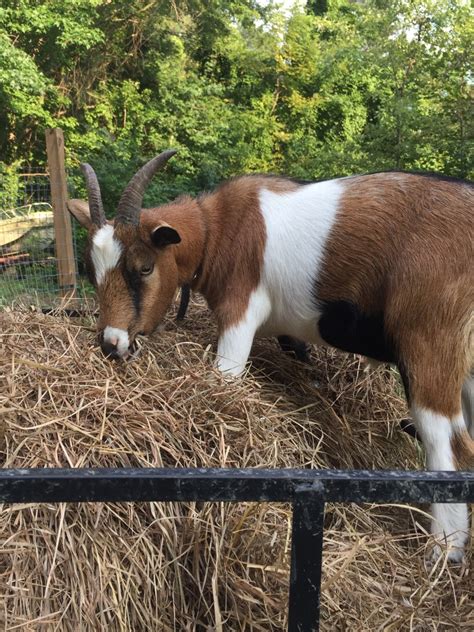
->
[149, 180, 264, 311]
[189, 185, 265, 313]
[157, 189, 230, 308]
[142, 199, 207, 287]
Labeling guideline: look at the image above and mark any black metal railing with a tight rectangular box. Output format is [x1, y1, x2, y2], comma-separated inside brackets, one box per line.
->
[1, 468, 473, 631]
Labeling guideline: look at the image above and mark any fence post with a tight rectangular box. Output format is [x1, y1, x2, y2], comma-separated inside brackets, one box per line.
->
[288, 485, 325, 632]
[45, 128, 77, 299]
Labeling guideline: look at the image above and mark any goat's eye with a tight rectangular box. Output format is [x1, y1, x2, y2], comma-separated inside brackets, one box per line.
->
[140, 265, 154, 276]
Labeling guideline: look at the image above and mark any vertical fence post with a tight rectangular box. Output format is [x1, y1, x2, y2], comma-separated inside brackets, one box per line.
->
[288, 485, 325, 632]
[45, 128, 76, 299]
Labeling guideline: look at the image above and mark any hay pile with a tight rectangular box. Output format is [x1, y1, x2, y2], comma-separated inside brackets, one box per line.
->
[1, 300, 472, 631]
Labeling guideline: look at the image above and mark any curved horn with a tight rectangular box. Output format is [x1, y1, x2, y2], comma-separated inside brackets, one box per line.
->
[80, 163, 106, 227]
[116, 150, 177, 226]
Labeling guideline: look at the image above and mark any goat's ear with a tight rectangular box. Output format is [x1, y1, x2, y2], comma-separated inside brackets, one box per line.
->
[151, 224, 181, 249]
[67, 199, 92, 228]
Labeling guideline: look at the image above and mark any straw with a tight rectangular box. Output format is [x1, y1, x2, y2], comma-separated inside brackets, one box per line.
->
[1, 298, 472, 630]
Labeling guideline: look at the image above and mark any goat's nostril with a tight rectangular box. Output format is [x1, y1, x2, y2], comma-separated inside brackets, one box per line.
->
[101, 340, 121, 359]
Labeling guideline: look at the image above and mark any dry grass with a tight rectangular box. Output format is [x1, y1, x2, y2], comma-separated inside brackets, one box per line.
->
[1, 298, 472, 631]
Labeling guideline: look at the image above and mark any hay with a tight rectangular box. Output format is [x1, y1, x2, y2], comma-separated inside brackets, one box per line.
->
[1, 299, 472, 631]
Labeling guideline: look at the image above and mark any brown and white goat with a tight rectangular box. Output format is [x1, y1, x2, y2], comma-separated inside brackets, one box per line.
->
[68, 151, 474, 562]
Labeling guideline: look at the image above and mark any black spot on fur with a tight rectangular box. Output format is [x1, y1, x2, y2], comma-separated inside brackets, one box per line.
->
[318, 300, 396, 363]
[124, 269, 142, 313]
[84, 249, 97, 287]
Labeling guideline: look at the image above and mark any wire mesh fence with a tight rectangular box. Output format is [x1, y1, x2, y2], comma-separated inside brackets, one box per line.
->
[0, 163, 90, 310]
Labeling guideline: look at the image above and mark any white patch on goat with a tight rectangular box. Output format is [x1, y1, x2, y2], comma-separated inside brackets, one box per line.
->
[412, 406, 469, 561]
[91, 224, 122, 285]
[258, 180, 342, 342]
[216, 286, 272, 377]
[103, 326, 130, 357]
[215, 181, 342, 377]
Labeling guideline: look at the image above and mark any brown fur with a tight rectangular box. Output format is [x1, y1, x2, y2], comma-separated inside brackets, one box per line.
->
[319, 173, 474, 461]
[141, 176, 296, 333]
[96, 268, 135, 333]
[70, 176, 297, 341]
[192, 178, 266, 330]
[72, 172, 473, 429]
[451, 431, 474, 469]
[70, 168, 474, 547]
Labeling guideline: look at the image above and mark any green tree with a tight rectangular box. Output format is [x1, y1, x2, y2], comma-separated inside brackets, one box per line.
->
[0, 0, 472, 191]
[278, 0, 473, 178]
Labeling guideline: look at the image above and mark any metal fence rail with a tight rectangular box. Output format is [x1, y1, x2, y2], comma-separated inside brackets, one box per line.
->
[1, 468, 473, 632]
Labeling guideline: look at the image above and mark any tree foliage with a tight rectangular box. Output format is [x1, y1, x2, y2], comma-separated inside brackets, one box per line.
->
[1, 0, 472, 208]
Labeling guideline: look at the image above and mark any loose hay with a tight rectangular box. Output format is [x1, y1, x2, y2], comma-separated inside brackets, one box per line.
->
[1, 300, 472, 631]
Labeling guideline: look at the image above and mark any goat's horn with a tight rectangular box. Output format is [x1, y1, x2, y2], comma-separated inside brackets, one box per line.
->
[80, 163, 106, 227]
[115, 150, 177, 226]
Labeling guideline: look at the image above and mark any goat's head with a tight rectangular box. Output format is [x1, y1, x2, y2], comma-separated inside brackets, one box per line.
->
[68, 151, 182, 360]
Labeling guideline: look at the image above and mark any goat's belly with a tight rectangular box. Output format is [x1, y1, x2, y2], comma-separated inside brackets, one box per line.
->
[252, 287, 395, 363]
[256, 300, 396, 365]
[257, 306, 324, 345]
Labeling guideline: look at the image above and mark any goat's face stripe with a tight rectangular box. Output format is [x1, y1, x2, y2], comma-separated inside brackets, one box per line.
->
[91, 224, 123, 286]
[124, 267, 143, 313]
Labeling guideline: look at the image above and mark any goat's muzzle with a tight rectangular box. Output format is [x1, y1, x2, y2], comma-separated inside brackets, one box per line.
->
[100, 338, 122, 360]
[98, 330, 141, 361]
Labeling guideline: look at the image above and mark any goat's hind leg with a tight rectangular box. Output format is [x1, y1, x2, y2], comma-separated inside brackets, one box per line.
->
[411, 405, 469, 562]
[407, 359, 473, 562]
[277, 335, 312, 363]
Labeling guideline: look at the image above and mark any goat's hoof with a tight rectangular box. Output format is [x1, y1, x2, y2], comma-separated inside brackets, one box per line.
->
[399, 418, 420, 441]
[429, 535, 467, 565]
[446, 547, 465, 564]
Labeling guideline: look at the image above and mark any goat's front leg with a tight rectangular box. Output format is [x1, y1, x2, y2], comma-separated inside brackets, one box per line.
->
[216, 288, 271, 377]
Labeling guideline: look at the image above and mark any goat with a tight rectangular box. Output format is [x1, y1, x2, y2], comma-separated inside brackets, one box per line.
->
[68, 151, 474, 562]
